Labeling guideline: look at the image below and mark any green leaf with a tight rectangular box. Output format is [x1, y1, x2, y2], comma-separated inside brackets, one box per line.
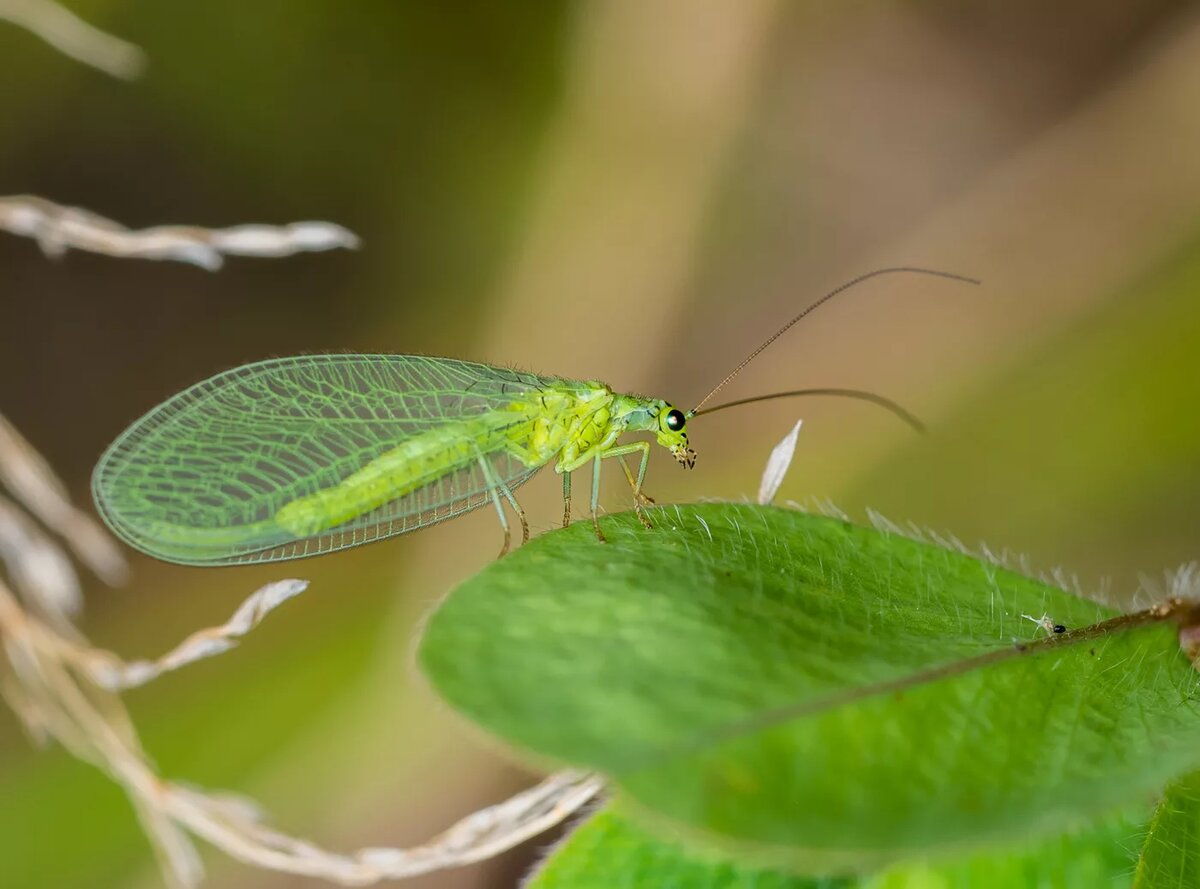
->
[526, 805, 1144, 889]
[868, 813, 1145, 889]
[418, 503, 1200, 871]
[1135, 769, 1200, 888]
[528, 807, 848, 888]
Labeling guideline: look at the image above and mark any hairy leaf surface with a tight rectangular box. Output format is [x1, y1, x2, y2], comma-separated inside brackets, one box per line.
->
[420, 504, 1200, 870]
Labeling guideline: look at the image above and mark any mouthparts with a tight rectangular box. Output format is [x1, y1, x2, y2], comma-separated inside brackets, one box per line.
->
[672, 446, 696, 469]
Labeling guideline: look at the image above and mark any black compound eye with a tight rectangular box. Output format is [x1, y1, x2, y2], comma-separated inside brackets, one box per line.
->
[665, 409, 686, 432]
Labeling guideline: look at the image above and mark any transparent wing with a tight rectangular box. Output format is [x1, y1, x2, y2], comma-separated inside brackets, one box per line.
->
[92, 355, 556, 565]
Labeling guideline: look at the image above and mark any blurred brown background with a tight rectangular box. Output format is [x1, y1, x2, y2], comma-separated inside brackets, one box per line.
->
[3, 1, 1200, 886]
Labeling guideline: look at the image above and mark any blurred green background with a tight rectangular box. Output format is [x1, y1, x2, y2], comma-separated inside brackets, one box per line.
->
[3, 1, 1200, 886]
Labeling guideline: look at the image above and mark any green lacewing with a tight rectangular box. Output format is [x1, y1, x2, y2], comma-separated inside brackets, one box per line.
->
[92, 267, 976, 565]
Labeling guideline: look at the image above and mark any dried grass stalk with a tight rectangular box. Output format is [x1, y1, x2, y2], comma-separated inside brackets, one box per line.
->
[0, 0, 146, 79]
[0, 195, 361, 269]
[757, 419, 803, 506]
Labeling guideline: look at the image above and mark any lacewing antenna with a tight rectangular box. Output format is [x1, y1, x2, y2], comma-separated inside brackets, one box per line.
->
[691, 387, 925, 433]
[689, 266, 980, 413]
